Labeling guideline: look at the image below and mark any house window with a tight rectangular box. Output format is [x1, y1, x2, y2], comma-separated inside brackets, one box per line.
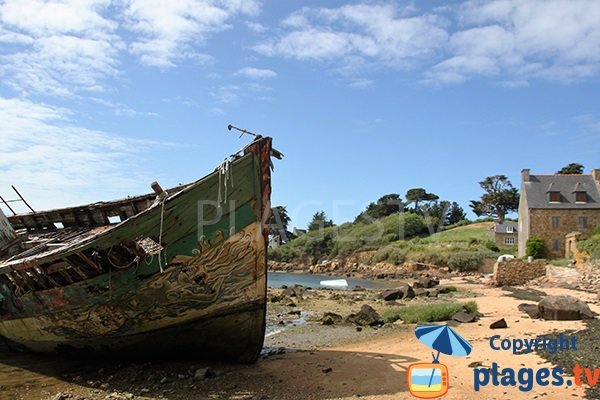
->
[549, 191, 561, 202]
[579, 216, 588, 229]
[553, 239, 560, 252]
[575, 192, 587, 203]
[506, 226, 514, 233]
[551, 216, 560, 228]
[504, 237, 515, 245]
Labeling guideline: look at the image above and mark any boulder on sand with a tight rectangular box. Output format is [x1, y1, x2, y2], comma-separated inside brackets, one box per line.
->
[413, 277, 440, 289]
[282, 284, 305, 298]
[346, 304, 383, 327]
[322, 312, 343, 325]
[452, 311, 478, 323]
[518, 303, 540, 319]
[489, 318, 508, 329]
[380, 284, 415, 301]
[537, 295, 595, 321]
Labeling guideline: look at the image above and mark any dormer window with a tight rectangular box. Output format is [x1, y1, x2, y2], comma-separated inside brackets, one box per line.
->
[549, 191, 560, 202]
[575, 191, 587, 203]
[506, 226, 514, 233]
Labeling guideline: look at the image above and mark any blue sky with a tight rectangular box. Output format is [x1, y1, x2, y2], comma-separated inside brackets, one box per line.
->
[0, 0, 599, 228]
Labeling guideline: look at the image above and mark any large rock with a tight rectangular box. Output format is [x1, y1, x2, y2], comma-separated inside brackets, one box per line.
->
[380, 284, 414, 301]
[518, 303, 541, 319]
[413, 277, 440, 289]
[538, 295, 595, 321]
[282, 285, 306, 298]
[346, 304, 383, 327]
[452, 311, 478, 323]
[322, 312, 343, 325]
[489, 318, 508, 329]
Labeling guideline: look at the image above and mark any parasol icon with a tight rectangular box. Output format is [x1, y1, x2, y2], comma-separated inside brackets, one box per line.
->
[414, 324, 473, 387]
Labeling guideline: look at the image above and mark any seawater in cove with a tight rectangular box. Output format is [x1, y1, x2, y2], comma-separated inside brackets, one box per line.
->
[267, 272, 390, 290]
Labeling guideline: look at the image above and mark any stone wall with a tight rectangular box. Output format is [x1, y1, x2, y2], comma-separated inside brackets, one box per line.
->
[528, 208, 600, 259]
[493, 259, 547, 286]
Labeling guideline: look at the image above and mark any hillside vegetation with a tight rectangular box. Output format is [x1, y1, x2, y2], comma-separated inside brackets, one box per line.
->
[269, 216, 501, 272]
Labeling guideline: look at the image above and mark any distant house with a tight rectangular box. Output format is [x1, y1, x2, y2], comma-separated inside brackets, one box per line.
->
[269, 227, 307, 249]
[518, 169, 600, 258]
[268, 234, 282, 249]
[292, 227, 307, 237]
[490, 221, 518, 248]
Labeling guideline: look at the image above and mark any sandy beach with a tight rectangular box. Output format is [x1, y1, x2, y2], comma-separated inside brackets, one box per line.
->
[0, 276, 598, 400]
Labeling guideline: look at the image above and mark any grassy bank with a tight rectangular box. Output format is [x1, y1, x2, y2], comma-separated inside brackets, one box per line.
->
[382, 301, 479, 324]
[270, 218, 500, 272]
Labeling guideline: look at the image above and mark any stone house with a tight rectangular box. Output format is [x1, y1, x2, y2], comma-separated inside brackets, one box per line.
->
[518, 169, 600, 258]
[490, 221, 518, 248]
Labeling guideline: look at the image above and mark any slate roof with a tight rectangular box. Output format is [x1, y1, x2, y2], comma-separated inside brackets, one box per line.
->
[494, 221, 518, 234]
[523, 174, 600, 209]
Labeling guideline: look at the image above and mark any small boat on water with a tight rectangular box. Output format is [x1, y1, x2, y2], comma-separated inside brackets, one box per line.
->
[0, 134, 279, 363]
[319, 279, 348, 288]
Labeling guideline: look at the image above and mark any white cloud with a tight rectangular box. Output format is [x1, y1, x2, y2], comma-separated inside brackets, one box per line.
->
[0, 97, 159, 212]
[254, 4, 448, 70]
[89, 97, 158, 117]
[162, 96, 201, 108]
[235, 67, 277, 79]
[0, 0, 123, 96]
[123, 0, 260, 68]
[210, 85, 241, 104]
[428, 0, 600, 83]
[246, 21, 267, 33]
[347, 78, 374, 89]
[258, 1, 600, 85]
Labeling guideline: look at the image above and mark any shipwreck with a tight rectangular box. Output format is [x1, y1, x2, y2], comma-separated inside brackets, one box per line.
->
[0, 133, 279, 363]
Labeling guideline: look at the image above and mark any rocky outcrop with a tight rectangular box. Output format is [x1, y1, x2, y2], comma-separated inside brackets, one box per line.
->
[537, 295, 595, 320]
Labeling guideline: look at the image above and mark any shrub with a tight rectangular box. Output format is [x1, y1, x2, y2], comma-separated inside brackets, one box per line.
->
[382, 301, 478, 324]
[371, 245, 407, 265]
[445, 250, 496, 271]
[269, 246, 301, 263]
[526, 236, 545, 259]
[412, 250, 496, 271]
[485, 240, 500, 252]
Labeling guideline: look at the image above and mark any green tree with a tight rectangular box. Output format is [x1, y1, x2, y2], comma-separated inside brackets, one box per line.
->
[557, 163, 584, 174]
[355, 193, 403, 222]
[423, 201, 467, 227]
[405, 188, 439, 213]
[308, 210, 334, 232]
[470, 175, 519, 222]
[270, 206, 291, 243]
[446, 202, 467, 225]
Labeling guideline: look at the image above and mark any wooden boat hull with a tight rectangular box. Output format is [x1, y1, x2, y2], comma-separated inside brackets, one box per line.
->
[0, 137, 274, 362]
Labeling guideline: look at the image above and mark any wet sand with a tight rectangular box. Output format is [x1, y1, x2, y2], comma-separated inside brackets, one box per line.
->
[0, 279, 597, 400]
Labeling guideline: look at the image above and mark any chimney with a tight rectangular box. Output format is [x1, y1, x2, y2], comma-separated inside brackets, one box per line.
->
[592, 169, 600, 190]
[521, 169, 530, 182]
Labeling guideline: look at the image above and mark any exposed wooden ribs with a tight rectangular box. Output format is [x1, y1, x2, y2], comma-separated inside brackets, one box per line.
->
[77, 252, 104, 274]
